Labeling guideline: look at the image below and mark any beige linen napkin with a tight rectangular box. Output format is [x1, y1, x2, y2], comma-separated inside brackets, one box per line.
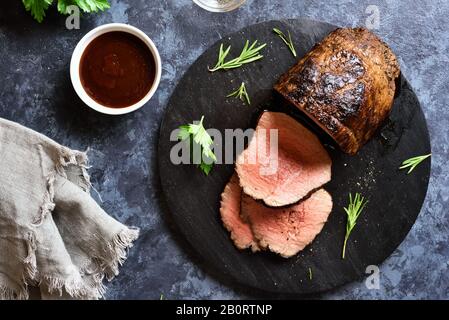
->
[0, 118, 139, 300]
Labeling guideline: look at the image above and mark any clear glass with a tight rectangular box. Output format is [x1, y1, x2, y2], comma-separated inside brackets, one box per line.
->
[193, 0, 246, 12]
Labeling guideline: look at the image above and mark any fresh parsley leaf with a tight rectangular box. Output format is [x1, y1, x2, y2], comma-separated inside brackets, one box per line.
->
[199, 162, 213, 176]
[177, 116, 217, 175]
[74, 0, 110, 13]
[57, 0, 74, 14]
[177, 125, 193, 141]
[57, 0, 69, 14]
[23, 0, 53, 23]
[192, 127, 217, 161]
[23, 0, 110, 22]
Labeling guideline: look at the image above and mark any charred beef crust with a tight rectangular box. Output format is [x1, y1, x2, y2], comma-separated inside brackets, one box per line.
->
[274, 28, 400, 154]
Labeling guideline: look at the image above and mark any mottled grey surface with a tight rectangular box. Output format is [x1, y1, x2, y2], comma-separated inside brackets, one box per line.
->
[0, 0, 447, 300]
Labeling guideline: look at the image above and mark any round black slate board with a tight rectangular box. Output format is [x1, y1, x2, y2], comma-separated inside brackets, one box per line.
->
[158, 19, 431, 295]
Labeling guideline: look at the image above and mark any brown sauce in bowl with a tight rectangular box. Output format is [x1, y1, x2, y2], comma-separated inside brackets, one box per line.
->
[79, 31, 156, 108]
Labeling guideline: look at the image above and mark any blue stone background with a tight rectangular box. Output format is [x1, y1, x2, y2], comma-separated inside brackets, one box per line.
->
[0, 0, 447, 299]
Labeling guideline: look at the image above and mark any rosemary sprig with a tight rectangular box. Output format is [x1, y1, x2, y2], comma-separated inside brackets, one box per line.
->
[273, 27, 297, 57]
[308, 267, 313, 280]
[208, 40, 267, 72]
[342, 193, 367, 259]
[399, 153, 431, 174]
[227, 82, 250, 105]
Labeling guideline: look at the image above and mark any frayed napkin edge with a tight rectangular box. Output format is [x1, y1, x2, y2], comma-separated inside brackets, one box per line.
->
[0, 146, 140, 300]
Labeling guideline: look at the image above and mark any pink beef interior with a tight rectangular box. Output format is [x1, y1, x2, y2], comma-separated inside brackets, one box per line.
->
[219, 173, 259, 252]
[241, 189, 333, 258]
[236, 112, 332, 207]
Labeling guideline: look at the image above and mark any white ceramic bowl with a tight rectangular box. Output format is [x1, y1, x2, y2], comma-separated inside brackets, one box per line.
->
[70, 23, 162, 115]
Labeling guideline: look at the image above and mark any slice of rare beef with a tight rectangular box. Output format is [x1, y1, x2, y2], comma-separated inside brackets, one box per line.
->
[236, 112, 331, 207]
[241, 189, 333, 258]
[219, 173, 259, 252]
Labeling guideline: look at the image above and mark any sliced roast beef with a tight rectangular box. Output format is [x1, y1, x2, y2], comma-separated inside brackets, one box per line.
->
[219, 173, 259, 252]
[241, 189, 333, 258]
[236, 112, 331, 207]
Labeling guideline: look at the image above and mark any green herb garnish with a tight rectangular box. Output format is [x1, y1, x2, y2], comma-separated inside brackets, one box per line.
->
[178, 116, 217, 175]
[399, 153, 431, 174]
[160, 293, 164, 300]
[208, 40, 267, 72]
[273, 27, 297, 57]
[308, 268, 313, 280]
[227, 82, 250, 105]
[342, 193, 367, 259]
[199, 162, 214, 176]
[22, 0, 110, 23]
